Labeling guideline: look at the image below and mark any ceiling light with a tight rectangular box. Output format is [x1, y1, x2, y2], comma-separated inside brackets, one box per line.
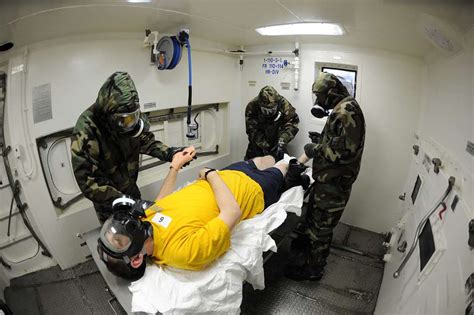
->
[256, 23, 344, 36]
[127, 0, 152, 3]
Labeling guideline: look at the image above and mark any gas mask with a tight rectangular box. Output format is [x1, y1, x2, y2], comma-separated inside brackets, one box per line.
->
[97, 196, 153, 265]
[311, 93, 329, 118]
[260, 105, 282, 121]
[113, 108, 146, 138]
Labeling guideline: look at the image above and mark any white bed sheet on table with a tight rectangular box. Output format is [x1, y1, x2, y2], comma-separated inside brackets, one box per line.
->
[129, 186, 304, 314]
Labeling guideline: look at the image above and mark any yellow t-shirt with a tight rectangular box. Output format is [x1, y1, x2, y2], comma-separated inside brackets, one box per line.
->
[142, 170, 264, 270]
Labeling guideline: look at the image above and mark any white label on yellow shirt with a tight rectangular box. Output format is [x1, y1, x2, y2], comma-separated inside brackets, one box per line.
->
[152, 213, 172, 228]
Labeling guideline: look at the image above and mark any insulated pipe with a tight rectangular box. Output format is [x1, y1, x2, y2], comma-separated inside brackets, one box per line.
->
[191, 47, 296, 57]
[292, 42, 300, 91]
[226, 50, 296, 56]
[193, 43, 301, 89]
[152, 31, 159, 55]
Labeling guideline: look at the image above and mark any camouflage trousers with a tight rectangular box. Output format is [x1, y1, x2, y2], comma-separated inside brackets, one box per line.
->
[94, 184, 141, 224]
[301, 181, 352, 267]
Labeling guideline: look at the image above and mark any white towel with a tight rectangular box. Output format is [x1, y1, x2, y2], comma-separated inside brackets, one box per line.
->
[129, 186, 304, 314]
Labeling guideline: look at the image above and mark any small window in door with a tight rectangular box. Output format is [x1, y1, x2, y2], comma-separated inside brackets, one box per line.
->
[315, 62, 358, 98]
[321, 66, 357, 98]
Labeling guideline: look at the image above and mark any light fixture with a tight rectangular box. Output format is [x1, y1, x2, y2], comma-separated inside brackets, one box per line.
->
[256, 23, 344, 36]
[127, 0, 152, 3]
[0, 41, 14, 52]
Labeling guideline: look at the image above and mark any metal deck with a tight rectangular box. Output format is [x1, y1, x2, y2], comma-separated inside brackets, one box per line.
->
[4, 218, 385, 314]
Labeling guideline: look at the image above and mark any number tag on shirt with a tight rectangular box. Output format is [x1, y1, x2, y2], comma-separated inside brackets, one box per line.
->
[152, 213, 172, 228]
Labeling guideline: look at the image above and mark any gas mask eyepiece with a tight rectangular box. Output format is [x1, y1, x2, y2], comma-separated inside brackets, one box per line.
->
[97, 196, 152, 265]
[113, 108, 145, 137]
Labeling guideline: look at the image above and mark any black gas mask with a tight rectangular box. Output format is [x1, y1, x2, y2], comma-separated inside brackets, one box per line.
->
[260, 105, 282, 121]
[112, 108, 147, 138]
[97, 196, 153, 265]
[311, 92, 330, 118]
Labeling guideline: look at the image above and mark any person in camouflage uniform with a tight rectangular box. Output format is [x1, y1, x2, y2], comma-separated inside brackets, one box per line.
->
[284, 72, 366, 281]
[245, 86, 299, 161]
[71, 71, 191, 223]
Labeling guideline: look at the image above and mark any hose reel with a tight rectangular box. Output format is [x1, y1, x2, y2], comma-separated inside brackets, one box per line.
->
[155, 35, 182, 70]
[145, 29, 197, 139]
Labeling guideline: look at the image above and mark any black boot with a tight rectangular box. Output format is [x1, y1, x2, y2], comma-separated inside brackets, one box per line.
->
[284, 248, 326, 282]
[284, 263, 325, 281]
[290, 233, 311, 252]
[282, 159, 311, 191]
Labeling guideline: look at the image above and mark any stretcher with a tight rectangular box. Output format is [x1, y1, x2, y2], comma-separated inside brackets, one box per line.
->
[85, 186, 304, 314]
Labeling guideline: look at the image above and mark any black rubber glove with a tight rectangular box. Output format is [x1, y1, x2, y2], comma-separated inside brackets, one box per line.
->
[274, 141, 286, 161]
[165, 146, 186, 162]
[308, 131, 322, 144]
[168, 146, 198, 167]
[262, 148, 272, 156]
[304, 143, 318, 159]
[282, 159, 310, 191]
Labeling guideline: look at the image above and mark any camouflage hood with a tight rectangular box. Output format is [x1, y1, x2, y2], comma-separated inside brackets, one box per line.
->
[95, 71, 140, 116]
[258, 86, 280, 109]
[312, 72, 350, 110]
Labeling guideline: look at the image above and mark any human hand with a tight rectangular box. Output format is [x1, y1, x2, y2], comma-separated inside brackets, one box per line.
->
[304, 143, 317, 159]
[266, 141, 286, 161]
[168, 146, 197, 167]
[181, 146, 197, 168]
[170, 146, 196, 170]
[274, 140, 286, 161]
[198, 167, 216, 180]
[308, 131, 322, 144]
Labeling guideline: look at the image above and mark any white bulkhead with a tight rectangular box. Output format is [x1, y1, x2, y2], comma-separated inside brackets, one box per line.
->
[0, 1, 472, 313]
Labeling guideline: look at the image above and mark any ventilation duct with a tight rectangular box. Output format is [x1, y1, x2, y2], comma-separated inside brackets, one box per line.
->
[417, 14, 463, 56]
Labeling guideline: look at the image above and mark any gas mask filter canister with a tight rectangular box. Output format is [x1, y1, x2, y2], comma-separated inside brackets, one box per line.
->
[311, 93, 329, 118]
[311, 105, 329, 118]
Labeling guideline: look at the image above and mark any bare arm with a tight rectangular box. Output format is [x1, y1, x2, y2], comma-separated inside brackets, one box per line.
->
[155, 166, 179, 201]
[199, 168, 242, 231]
[155, 146, 196, 201]
[298, 153, 310, 164]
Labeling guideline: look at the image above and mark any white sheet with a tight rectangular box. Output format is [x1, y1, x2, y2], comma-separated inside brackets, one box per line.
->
[129, 186, 304, 314]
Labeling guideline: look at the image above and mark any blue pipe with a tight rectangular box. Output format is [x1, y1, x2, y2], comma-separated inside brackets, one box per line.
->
[186, 39, 193, 126]
[186, 39, 192, 87]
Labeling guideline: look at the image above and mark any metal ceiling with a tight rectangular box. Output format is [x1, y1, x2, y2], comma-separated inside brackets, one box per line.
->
[0, 0, 473, 57]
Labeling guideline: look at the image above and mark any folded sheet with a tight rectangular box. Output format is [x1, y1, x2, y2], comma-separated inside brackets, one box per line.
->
[129, 186, 304, 314]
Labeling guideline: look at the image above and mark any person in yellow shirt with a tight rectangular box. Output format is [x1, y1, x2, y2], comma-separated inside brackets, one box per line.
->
[97, 147, 306, 280]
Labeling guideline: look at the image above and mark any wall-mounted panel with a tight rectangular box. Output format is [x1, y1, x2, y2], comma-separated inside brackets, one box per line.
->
[37, 103, 223, 211]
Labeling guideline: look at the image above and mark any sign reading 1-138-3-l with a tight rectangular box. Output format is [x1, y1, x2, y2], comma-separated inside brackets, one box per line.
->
[262, 57, 289, 75]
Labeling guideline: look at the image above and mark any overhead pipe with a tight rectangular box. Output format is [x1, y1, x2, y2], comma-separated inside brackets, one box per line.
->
[291, 42, 299, 90]
[193, 42, 300, 89]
